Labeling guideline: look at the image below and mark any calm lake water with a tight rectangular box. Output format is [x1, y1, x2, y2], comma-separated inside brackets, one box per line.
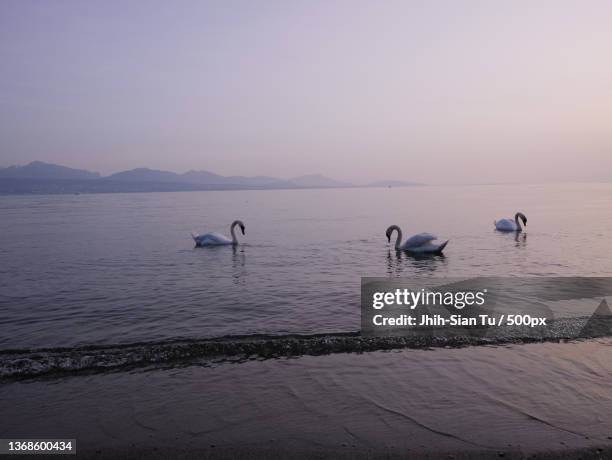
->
[1, 184, 611, 349]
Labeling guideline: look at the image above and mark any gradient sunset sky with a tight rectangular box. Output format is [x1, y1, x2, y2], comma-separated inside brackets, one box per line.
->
[1, 0, 611, 184]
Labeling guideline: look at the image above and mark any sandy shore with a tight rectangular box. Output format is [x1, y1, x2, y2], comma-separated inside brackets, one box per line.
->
[2, 339, 612, 459]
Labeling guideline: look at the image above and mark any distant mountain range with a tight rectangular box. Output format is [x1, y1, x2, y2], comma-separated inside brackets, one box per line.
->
[0, 161, 424, 195]
[0, 161, 101, 180]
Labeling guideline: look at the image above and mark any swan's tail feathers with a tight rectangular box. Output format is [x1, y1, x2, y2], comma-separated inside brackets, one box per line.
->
[437, 240, 449, 254]
[191, 232, 200, 245]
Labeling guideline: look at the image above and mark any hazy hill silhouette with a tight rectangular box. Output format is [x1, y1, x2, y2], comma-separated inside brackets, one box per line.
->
[0, 161, 423, 195]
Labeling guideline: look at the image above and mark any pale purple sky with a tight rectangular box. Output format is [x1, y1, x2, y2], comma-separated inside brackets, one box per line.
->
[1, 0, 611, 184]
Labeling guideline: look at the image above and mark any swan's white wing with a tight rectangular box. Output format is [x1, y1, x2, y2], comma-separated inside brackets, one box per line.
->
[195, 232, 232, 245]
[495, 218, 516, 231]
[402, 232, 437, 249]
[406, 240, 448, 254]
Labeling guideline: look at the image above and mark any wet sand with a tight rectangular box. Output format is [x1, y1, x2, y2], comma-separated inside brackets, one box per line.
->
[2, 339, 612, 459]
[77, 446, 612, 459]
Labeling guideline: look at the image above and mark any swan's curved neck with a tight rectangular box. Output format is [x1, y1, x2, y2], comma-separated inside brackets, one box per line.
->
[390, 225, 402, 249]
[230, 222, 239, 244]
[514, 213, 523, 232]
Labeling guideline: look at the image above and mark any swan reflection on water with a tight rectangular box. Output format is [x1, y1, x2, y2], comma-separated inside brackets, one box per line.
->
[190, 241, 248, 284]
[514, 231, 527, 247]
[386, 249, 447, 276]
[493, 227, 528, 247]
[231, 245, 247, 285]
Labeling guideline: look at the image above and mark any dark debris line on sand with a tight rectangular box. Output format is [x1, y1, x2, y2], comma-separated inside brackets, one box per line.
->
[1, 316, 607, 380]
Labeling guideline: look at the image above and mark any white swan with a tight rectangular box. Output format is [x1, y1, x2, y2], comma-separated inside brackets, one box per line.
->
[385, 225, 448, 254]
[191, 220, 245, 247]
[495, 212, 527, 232]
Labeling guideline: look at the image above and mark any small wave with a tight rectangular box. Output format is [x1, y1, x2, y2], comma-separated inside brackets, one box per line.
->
[0, 317, 602, 380]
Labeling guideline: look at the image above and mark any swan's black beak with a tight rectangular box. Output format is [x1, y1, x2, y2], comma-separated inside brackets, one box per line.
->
[386, 232, 390, 243]
[240, 225, 245, 235]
